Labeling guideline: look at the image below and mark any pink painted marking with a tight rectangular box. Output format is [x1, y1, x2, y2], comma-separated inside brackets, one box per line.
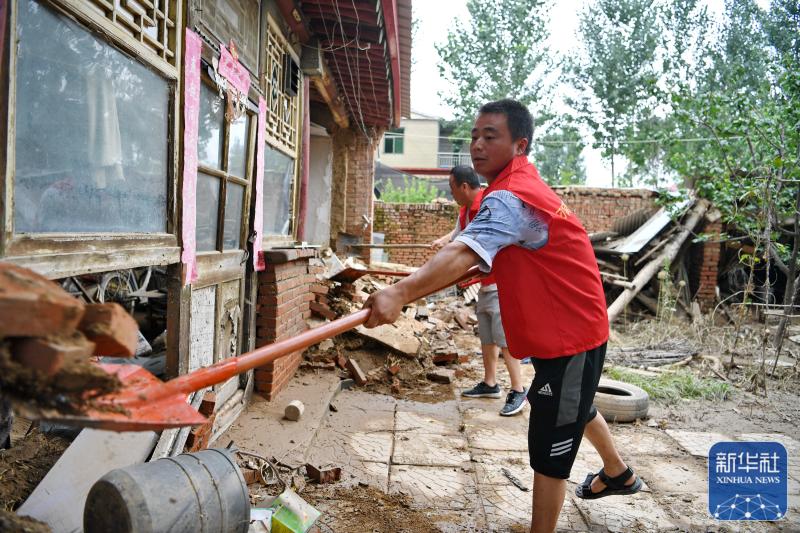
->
[180, 30, 202, 284]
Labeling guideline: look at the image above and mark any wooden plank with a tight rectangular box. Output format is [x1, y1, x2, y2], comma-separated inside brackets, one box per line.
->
[18, 429, 158, 533]
[5, 246, 180, 280]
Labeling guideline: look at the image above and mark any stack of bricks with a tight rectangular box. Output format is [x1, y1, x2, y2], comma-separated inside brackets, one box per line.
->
[254, 249, 320, 400]
[694, 218, 723, 311]
[373, 201, 459, 267]
[553, 187, 658, 232]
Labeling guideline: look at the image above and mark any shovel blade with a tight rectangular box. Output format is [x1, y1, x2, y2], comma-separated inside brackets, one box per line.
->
[16, 364, 207, 432]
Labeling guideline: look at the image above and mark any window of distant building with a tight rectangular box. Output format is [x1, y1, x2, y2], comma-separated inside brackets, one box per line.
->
[384, 128, 405, 154]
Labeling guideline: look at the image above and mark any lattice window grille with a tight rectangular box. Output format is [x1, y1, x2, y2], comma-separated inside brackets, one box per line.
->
[264, 16, 299, 157]
[86, 0, 178, 66]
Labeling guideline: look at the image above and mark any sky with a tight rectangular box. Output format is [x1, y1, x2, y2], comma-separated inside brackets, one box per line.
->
[409, 0, 767, 187]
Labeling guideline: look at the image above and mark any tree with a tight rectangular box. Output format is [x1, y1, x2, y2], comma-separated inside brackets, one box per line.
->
[569, 0, 710, 186]
[531, 122, 586, 186]
[436, 0, 553, 137]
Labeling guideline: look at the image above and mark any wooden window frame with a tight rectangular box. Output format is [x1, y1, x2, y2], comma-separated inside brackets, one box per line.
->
[195, 75, 256, 258]
[0, 0, 182, 279]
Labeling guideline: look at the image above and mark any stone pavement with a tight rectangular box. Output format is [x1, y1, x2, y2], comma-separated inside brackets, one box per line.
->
[225, 367, 799, 531]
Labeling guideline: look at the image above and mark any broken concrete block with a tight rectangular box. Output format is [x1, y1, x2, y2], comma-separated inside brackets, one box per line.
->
[318, 339, 335, 352]
[11, 333, 95, 377]
[0, 262, 85, 338]
[354, 322, 420, 357]
[454, 311, 471, 331]
[426, 369, 455, 384]
[310, 301, 337, 321]
[305, 464, 341, 484]
[284, 400, 305, 421]
[415, 306, 430, 319]
[78, 303, 139, 357]
[346, 358, 367, 385]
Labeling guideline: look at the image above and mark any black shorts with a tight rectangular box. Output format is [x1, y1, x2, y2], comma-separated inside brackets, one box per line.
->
[526, 342, 606, 479]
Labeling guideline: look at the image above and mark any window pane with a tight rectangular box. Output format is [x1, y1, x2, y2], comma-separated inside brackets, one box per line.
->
[14, 0, 168, 234]
[263, 145, 295, 236]
[198, 84, 224, 170]
[228, 114, 249, 178]
[196, 172, 220, 251]
[222, 183, 245, 250]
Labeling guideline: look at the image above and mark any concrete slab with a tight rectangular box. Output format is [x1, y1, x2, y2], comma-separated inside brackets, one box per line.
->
[309, 427, 394, 466]
[479, 483, 587, 532]
[389, 465, 478, 511]
[738, 433, 800, 470]
[396, 397, 460, 419]
[468, 426, 529, 452]
[659, 492, 786, 532]
[571, 490, 677, 532]
[393, 432, 470, 466]
[395, 408, 461, 436]
[613, 426, 685, 457]
[665, 429, 732, 457]
[221, 372, 341, 465]
[472, 451, 531, 487]
[333, 389, 397, 413]
[632, 455, 708, 494]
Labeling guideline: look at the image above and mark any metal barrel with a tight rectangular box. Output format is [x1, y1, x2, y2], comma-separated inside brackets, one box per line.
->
[84, 448, 249, 533]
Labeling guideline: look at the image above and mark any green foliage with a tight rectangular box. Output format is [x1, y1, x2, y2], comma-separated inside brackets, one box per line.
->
[532, 121, 587, 185]
[379, 177, 442, 204]
[606, 367, 732, 405]
[569, 0, 711, 186]
[435, 0, 553, 136]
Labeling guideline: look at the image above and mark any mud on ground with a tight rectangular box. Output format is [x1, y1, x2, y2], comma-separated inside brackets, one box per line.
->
[0, 430, 69, 511]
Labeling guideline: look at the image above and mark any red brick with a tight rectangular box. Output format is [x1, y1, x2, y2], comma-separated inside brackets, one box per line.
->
[346, 358, 367, 385]
[310, 301, 337, 320]
[0, 262, 85, 338]
[199, 391, 217, 416]
[78, 303, 139, 357]
[11, 332, 95, 376]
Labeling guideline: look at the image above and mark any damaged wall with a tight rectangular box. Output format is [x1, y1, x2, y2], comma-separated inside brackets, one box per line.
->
[690, 216, 723, 310]
[374, 201, 458, 266]
[330, 125, 381, 251]
[254, 249, 320, 399]
[554, 187, 658, 233]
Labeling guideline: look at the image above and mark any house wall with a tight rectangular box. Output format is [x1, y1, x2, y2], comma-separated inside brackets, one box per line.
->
[691, 218, 722, 310]
[254, 249, 320, 400]
[330, 125, 379, 254]
[376, 118, 439, 169]
[305, 134, 334, 247]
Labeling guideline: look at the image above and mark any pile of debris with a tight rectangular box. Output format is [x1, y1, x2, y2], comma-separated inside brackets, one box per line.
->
[300, 254, 482, 398]
[590, 199, 713, 323]
[0, 263, 142, 416]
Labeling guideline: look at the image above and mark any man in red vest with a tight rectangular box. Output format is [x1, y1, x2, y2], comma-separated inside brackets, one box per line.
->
[365, 99, 641, 532]
[431, 165, 526, 416]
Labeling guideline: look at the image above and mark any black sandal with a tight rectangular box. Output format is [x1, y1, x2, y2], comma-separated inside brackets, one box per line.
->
[574, 466, 643, 499]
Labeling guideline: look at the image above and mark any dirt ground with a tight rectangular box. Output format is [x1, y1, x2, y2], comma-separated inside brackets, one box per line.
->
[0, 429, 69, 513]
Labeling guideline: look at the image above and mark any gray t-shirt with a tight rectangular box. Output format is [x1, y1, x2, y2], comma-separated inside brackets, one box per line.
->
[455, 190, 550, 273]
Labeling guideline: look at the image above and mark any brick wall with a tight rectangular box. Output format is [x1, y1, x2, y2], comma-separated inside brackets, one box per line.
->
[693, 218, 722, 310]
[330, 125, 381, 258]
[374, 201, 459, 267]
[554, 187, 658, 232]
[254, 249, 320, 400]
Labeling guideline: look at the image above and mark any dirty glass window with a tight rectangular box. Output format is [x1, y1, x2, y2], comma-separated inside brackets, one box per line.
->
[13, 0, 169, 234]
[196, 83, 252, 252]
[263, 145, 295, 236]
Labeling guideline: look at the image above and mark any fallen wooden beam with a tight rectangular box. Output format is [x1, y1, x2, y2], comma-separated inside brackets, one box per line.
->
[607, 200, 708, 323]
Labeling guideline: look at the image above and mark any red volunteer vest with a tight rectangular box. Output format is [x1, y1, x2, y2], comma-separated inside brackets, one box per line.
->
[459, 190, 496, 287]
[485, 156, 608, 359]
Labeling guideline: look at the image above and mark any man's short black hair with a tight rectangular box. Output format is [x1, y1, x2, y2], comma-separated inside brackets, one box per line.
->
[450, 165, 480, 189]
[478, 99, 533, 155]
